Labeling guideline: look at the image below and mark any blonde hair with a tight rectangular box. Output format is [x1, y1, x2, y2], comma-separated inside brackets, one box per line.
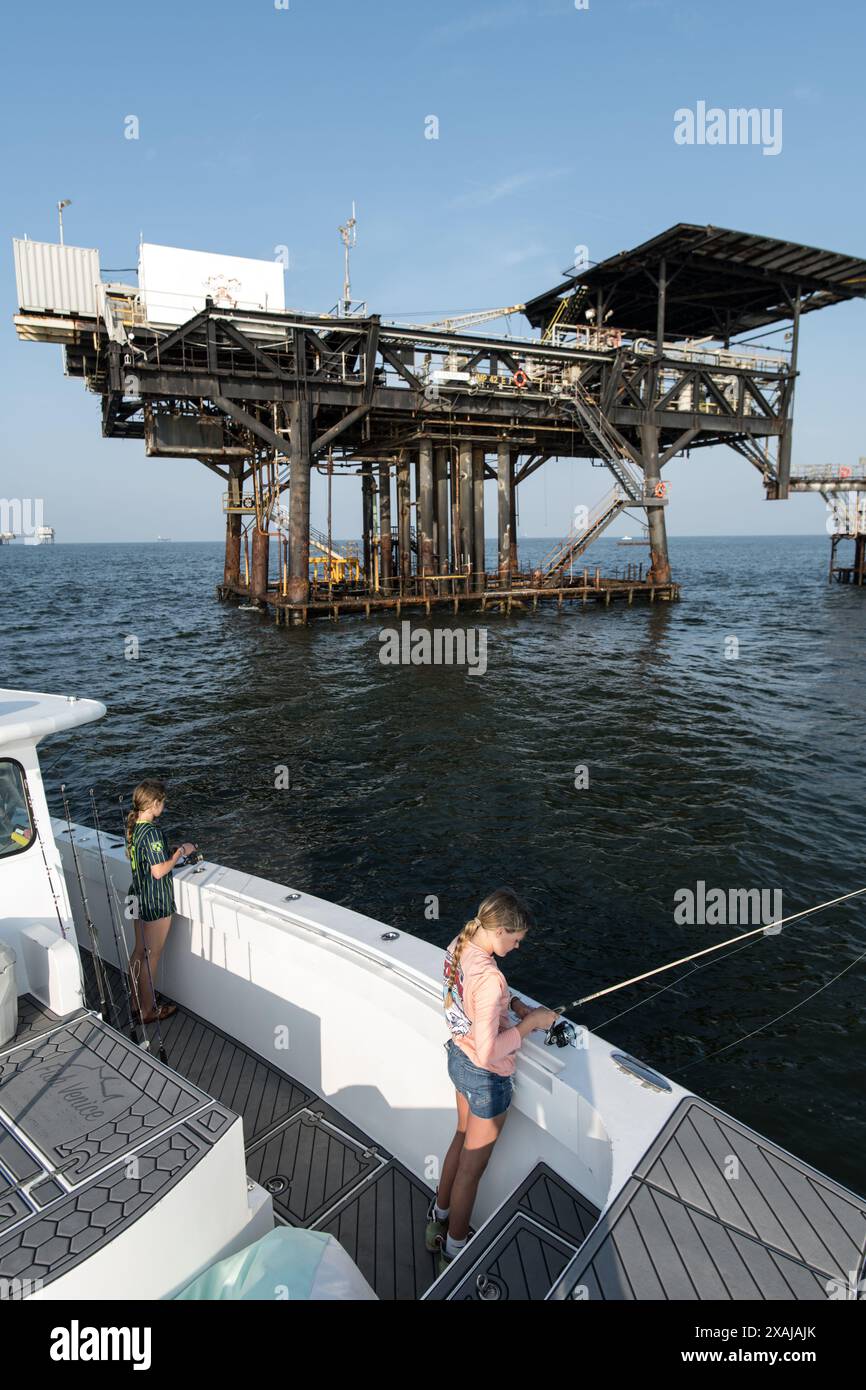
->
[444, 887, 533, 1009]
[125, 780, 167, 856]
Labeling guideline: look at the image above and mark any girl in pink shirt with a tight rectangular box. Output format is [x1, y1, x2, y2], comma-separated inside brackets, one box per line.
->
[427, 888, 557, 1274]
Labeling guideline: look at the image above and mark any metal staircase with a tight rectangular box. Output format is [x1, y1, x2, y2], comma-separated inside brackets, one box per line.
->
[565, 382, 644, 503]
[541, 485, 629, 577]
[391, 524, 418, 553]
[542, 286, 589, 342]
[538, 382, 651, 576]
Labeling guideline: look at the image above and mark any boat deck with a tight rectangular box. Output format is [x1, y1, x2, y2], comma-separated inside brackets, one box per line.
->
[0, 1001, 239, 1296]
[549, 1097, 866, 1301]
[8, 965, 866, 1301]
[77, 957, 439, 1299]
[426, 1097, 866, 1301]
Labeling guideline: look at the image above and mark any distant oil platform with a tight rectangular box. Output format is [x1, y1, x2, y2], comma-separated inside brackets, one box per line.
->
[11, 217, 866, 622]
[0, 526, 55, 545]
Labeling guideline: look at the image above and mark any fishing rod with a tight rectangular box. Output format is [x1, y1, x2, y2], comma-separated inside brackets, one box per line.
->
[119, 795, 169, 1064]
[546, 886, 866, 1046]
[61, 784, 115, 1026]
[18, 773, 95, 1013]
[88, 788, 147, 1049]
[19, 774, 71, 943]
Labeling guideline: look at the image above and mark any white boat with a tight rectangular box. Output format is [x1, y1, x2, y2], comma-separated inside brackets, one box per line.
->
[1, 687, 864, 1302]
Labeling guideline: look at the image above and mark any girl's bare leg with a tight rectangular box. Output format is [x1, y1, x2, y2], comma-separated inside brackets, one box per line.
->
[436, 1090, 470, 1210]
[135, 916, 173, 1017]
[447, 1109, 509, 1242]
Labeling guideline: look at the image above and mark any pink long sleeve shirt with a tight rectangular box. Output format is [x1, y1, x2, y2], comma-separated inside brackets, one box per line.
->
[443, 937, 522, 1076]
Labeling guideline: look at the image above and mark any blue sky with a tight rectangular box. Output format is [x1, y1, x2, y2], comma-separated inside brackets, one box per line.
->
[2, 0, 864, 542]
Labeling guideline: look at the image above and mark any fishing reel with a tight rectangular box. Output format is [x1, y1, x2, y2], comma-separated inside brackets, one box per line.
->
[545, 1017, 578, 1049]
[176, 848, 204, 869]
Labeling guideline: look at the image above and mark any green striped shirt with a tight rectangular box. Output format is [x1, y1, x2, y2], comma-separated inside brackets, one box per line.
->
[129, 821, 175, 921]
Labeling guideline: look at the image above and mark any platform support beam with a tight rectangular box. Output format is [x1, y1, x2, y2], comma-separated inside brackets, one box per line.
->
[640, 423, 671, 585]
[251, 521, 269, 598]
[362, 462, 374, 585]
[472, 447, 486, 590]
[509, 455, 519, 573]
[287, 402, 311, 607]
[497, 443, 513, 587]
[775, 286, 801, 502]
[449, 449, 460, 574]
[397, 454, 411, 586]
[379, 463, 392, 587]
[223, 464, 243, 588]
[434, 446, 449, 574]
[458, 442, 473, 585]
[419, 439, 435, 578]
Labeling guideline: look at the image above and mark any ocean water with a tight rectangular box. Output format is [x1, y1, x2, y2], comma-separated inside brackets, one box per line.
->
[2, 534, 864, 1193]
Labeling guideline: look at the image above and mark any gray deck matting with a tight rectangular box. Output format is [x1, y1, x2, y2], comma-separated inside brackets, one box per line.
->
[423, 1161, 602, 1300]
[550, 1096, 866, 1301]
[0, 1013, 216, 1185]
[0, 1004, 238, 1292]
[77, 953, 438, 1298]
[9, 995, 85, 1048]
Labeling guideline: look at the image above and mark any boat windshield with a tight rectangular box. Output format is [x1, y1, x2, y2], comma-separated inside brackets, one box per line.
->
[0, 760, 34, 858]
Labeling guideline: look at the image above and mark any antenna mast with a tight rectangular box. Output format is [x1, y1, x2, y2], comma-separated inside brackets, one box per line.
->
[338, 202, 357, 317]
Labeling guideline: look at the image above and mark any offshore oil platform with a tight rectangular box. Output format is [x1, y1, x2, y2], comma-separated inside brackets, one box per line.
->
[12, 221, 866, 622]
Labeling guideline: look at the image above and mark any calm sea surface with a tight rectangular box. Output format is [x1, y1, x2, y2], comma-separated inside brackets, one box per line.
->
[2, 535, 864, 1192]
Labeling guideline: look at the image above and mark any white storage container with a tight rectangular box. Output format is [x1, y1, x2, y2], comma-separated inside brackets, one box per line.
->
[0, 941, 17, 1048]
[13, 239, 101, 316]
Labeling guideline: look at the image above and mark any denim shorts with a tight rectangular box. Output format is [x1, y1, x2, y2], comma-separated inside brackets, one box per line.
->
[446, 1039, 513, 1119]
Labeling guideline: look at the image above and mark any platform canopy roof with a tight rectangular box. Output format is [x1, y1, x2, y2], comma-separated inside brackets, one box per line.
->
[523, 224, 866, 341]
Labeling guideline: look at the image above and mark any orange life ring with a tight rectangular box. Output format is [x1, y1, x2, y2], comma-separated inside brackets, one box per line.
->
[513, 369, 528, 389]
[840, 466, 852, 479]
[654, 481, 668, 498]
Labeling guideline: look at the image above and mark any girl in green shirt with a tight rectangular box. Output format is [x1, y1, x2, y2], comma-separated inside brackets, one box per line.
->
[126, 780, 195, 1024]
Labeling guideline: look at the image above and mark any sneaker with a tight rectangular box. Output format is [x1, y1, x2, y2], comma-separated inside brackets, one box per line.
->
[425, 1196, 448, 1252]
[434, 1235, 454, 1278]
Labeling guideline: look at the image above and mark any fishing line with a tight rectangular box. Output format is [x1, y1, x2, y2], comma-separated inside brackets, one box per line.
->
[60, 783, 116, 1025]
[553, 885, 866, 1015]
[597, 935, 756, 1030]
[89, 788, 147, 1047]
[595, 895, 853, 1031]
[676, 944, 866, 1074]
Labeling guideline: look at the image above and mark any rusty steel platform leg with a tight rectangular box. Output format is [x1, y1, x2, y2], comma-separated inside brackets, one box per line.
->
[497, 442, 512, 588]
[288, 401, 311, 612]
[434, 446, 449, 575]
[379, 462, 392, 588]
[459, 442, 473, 587]
[251, 523, 269, 600]
[223, 463, 243, 590]
[640, 423, 671, 586]
[361, 462, 374, 586]
[472, 446, 485, 591]
[419, 439, 435, 579]
[397, 455, 411, 589]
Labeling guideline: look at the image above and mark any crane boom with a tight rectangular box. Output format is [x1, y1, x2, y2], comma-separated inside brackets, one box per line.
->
[389, 304, 526, 334]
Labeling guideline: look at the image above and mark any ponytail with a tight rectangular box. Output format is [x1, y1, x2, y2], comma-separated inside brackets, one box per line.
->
[444, 887, 534, 1010]
[125, 780, 167, 857]
[444, 917, 481, 1010]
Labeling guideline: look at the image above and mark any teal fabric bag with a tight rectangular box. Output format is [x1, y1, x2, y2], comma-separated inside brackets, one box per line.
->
[174, 1227, 377, 1301]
